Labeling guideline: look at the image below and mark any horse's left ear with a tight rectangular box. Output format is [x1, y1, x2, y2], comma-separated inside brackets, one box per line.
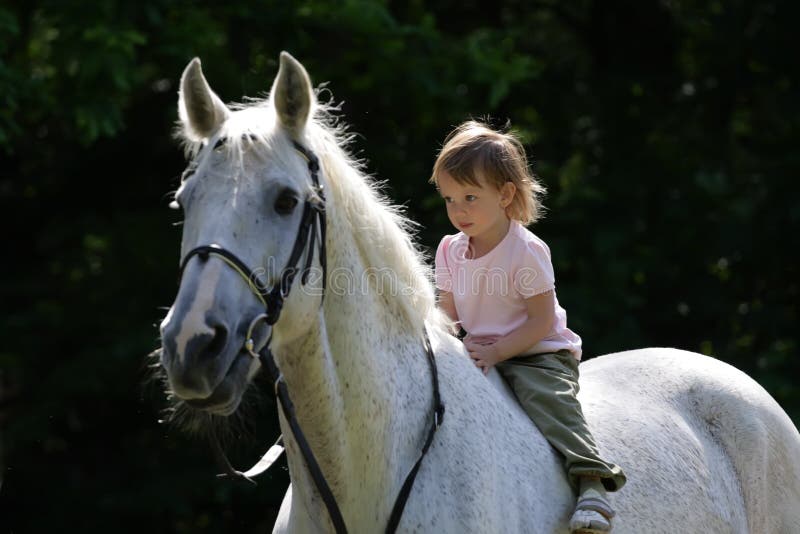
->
[271, 51, 314, 135]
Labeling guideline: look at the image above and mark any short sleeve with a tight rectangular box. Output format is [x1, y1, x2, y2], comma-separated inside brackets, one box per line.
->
[513, 239, 556, 298]
[434, 236, 453, 292]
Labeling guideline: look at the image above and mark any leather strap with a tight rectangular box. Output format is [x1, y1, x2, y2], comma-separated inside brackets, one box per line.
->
[260, 328, 444, 534]
[261, 347, 349, 534]
[386, 330, 444, 533]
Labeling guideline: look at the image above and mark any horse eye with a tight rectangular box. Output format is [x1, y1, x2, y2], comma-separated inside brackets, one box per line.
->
[274, 190, 299, 215]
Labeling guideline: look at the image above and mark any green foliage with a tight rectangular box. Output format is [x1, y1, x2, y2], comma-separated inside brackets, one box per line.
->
[1, 0, 798, 531]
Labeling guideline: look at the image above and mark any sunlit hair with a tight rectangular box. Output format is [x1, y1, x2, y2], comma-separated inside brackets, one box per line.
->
[430, 120, 546, 225]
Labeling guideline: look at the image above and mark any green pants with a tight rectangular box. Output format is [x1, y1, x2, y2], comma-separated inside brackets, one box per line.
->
[496, 350, 626, 492]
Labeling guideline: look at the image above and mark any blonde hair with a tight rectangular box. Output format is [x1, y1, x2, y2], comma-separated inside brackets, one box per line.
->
[430, 120, 546, 225]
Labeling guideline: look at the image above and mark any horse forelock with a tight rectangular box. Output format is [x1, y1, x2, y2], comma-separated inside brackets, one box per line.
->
[175, 101, 297, 174]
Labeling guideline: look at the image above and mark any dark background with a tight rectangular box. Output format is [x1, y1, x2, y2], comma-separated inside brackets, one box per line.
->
[1, 1, 797, 531]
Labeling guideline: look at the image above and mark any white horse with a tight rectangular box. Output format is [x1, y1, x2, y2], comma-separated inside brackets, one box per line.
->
[158, 52, 800, 533]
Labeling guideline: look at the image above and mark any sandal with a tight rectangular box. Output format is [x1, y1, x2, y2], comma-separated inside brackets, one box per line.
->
[569, 496, 615, 533]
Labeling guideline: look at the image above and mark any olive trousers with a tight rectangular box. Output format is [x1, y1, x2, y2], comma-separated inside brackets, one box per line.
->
[496, 350, 627, 492]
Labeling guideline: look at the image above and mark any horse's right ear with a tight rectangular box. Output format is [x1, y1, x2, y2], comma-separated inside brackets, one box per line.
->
[178, 58, 229, 142]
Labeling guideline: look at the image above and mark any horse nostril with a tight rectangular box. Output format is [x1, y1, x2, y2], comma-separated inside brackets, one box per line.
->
[182, 323, 228, 364]
[205, 324, 228, 359]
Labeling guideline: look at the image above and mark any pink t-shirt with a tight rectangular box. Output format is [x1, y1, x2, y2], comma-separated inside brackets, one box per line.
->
[434, 221, 583, 360]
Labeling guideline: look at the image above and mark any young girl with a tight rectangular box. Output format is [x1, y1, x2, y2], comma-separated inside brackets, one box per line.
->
[431, 121, 626, 533]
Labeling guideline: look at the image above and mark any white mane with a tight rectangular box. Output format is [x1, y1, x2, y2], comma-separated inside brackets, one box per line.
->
[175, 93, 451, 338]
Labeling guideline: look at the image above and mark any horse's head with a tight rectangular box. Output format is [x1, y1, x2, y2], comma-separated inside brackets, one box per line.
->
[159, 52, 325, 416]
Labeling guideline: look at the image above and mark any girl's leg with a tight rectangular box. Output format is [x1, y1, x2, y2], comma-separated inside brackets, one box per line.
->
[496, 351, 625, 532]
[495, 350, 626, 491]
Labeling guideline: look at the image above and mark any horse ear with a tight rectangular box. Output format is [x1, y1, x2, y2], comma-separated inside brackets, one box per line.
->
[178, 58, 229, 142]
[271, 51, 313, 135]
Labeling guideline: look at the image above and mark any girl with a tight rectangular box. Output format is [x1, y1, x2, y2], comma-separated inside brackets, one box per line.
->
[431, 121, 626, 533]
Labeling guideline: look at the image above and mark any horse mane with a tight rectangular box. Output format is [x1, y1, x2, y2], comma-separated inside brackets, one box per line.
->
[174, 91, 451, 338]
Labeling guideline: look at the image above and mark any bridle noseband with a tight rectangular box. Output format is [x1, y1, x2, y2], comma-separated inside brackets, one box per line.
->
[174, 139, 444, 534]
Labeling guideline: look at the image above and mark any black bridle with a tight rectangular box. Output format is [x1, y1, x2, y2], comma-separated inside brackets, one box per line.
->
[175, 139, 445, 534]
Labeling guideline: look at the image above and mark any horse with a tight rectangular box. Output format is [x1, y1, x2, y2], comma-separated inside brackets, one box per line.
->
[157, 52, 800, 533]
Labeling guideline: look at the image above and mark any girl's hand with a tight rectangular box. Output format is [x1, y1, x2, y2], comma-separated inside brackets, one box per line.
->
[463, 334, 499, 346]
[463, 339, 501, 375]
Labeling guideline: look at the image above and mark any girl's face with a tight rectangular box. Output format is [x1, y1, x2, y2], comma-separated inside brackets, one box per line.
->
[437, 171, 516, 245]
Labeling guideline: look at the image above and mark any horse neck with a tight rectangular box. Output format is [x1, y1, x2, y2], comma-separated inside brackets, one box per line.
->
[275, 219, 432, 525]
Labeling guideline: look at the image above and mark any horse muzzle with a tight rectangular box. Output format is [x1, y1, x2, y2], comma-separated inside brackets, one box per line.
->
[159, 307, 254, 412]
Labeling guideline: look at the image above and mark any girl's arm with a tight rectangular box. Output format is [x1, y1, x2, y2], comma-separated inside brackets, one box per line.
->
[466, 290, 555, 372]
[494, 289, 555, 359]
[437, 290, 460, 330]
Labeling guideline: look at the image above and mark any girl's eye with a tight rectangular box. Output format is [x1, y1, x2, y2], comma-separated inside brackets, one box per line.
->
[465, 195, 477, 201]
[443, 197, 453, 203]
[274, 189, 299, 215]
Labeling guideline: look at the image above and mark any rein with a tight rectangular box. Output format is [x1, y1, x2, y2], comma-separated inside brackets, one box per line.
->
[176, 140, 445, 534]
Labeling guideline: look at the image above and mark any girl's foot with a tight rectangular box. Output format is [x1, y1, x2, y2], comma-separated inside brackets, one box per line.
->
[569, 500, 613, 533]
[569, 478, 615, 533]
